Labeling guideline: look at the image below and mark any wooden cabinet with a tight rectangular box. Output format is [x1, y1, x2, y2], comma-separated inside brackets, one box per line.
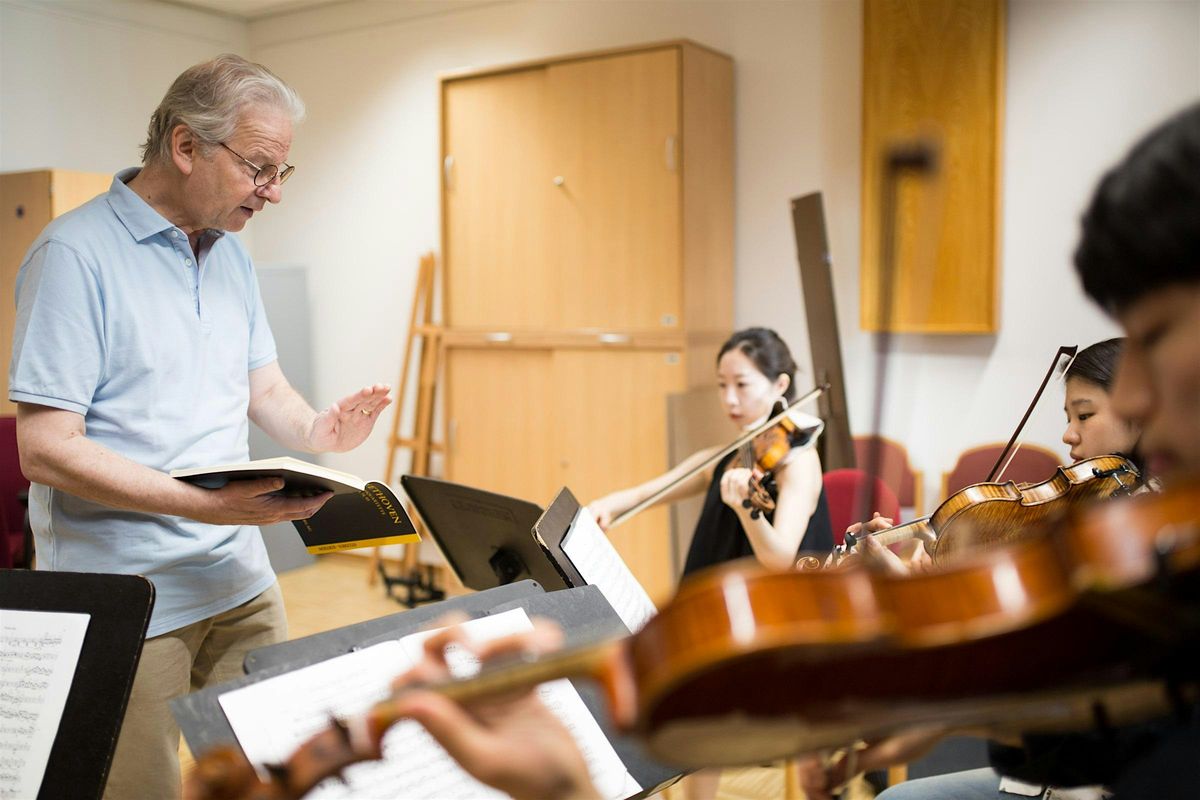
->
[445, 343, 685, 597]
[1, 170, 112, 415]
[440, 42, 733, 600]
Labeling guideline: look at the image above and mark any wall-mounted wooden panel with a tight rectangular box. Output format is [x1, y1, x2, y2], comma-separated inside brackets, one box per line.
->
[860, 0, 1004, 333]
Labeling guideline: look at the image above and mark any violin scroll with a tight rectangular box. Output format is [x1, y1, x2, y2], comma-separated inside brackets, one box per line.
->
[730, 400, 821, 519]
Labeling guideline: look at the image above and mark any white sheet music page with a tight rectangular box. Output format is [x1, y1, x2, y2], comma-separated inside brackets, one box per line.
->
[562, 508, 658, 633]
[0, 609, 91, 800]
[218, 608, 641, 800]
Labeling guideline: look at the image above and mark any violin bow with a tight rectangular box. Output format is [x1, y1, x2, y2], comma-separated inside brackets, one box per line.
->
[607, 383, 829, 530]
[985, 345, 1078, 483]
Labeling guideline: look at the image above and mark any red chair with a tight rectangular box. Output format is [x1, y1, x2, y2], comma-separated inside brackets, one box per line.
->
[822, 468, 902, 546]
[0, 416, 31, 568]
[941, 442, 1064, 500]
[854, 435, 925, 515]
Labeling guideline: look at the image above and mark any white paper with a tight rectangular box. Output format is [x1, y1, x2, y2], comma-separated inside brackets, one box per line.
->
[562, 509, 657, 633]
[0, 609, 91, 800]
[219, 609, 641, 800]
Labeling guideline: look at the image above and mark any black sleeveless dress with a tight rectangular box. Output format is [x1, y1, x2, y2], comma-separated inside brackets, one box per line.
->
[681, 449, 834, 577]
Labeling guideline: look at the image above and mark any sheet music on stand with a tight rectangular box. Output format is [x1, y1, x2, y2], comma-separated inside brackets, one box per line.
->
[173, 581, 680, 799]
[219, 609, 641, 800]
[0, 610, 90, 800]
[0, 571, 154, 800]
[534, 488, 657, 634]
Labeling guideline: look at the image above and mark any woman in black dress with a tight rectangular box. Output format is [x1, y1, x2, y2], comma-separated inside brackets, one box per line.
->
[589, 327, 833, 576]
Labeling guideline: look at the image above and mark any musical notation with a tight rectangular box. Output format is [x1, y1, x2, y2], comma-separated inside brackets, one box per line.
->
[0, 611, 90, 800]
[217, 609, 640, 800]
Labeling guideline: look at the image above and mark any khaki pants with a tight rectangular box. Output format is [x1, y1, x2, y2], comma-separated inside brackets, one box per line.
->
[103, 583, 287, 800]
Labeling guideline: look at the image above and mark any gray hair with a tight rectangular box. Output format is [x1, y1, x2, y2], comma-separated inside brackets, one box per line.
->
[141, 54, 305, 165]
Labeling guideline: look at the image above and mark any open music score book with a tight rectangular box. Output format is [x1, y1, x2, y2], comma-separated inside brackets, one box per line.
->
[0, 610, 90, 800]
[170, 457, 419, 554]
[560, 506, 657, 634]
[218, 609, 642, 800]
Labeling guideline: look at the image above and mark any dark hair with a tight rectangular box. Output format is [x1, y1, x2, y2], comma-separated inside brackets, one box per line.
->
[1074, 102, 1200, 315]
[1065, 338, 1124, 391]
[717, 327, 798, 401]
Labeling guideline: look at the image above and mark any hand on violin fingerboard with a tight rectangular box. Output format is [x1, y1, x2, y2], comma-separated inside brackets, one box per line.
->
[386, 618, 601, 800]
[844, 512, 894, 539]
[719, 467, 757, 511]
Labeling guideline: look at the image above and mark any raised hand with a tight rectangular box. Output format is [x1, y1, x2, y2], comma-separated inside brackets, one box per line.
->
[307, 383, 392, 453]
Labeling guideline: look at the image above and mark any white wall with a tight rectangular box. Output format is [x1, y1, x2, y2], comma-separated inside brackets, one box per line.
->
[0, 0, 247, 171]
[3, 0, 1198, 509]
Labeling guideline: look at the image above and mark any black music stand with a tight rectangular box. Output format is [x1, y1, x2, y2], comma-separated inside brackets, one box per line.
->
[0, 570, 154, 800]
[400, 475, 573, 591]
[532, 486, 588, 587]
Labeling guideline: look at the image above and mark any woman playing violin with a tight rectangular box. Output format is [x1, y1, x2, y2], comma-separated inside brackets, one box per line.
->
[589, 327, 833, 574]
[812, 341, 1145, 800]
[844, 337, 1146, 575]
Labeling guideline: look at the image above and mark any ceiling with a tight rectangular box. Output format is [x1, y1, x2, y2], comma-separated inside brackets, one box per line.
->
[155, 0, 346, 21]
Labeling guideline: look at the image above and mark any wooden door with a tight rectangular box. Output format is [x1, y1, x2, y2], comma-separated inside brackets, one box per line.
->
[443, 69, 557, 329]
[444, 347, 560, 505]
[554, 348, 686, 601]
[546, 49, 682, 331]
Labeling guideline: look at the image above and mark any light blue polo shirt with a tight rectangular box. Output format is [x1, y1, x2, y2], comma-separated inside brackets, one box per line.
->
[9, 168, 278, 637]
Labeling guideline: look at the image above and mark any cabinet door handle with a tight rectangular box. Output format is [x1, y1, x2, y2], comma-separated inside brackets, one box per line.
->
[665, 136, 678, 172]
[485, 331, 513, 343]
[553, 175, 565, 187]
[598, 332, 630, 345]
[443, 155, 455, 189]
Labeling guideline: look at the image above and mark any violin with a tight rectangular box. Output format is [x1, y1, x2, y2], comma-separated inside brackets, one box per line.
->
[836, 344, 1139, 566]
[836, 454, 1141, 565]
[728, 398, 822, 520]
[606, 384, 828, 529]
[187, 483, 1200, 800]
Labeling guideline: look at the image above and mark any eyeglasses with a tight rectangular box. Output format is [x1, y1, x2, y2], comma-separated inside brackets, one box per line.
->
[219, 142, 295, 186]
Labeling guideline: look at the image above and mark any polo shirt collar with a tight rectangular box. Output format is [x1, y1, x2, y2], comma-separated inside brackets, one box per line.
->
[107, 167, 225, 245]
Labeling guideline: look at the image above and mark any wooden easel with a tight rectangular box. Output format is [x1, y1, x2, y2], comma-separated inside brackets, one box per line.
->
[368, 252, 446, 603]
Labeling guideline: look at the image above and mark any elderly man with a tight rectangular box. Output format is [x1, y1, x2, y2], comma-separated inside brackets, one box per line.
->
[10, 54, 391, 799]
